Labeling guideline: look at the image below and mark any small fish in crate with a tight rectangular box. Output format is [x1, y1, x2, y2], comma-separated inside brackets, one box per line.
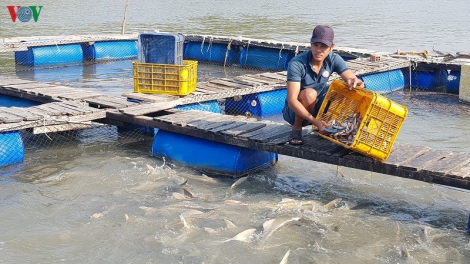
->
[324, 113, 362, 145]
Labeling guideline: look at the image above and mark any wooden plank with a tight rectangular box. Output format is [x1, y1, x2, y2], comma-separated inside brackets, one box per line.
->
[250, 124, 292, 141]
[237, 122, 283, 138]
[35, 104, 68, 116]
[0, 109, 25, 123]
[165, 111, 209, 127]
[209, 79, 252, 89]
[221, 122, 266, 136]
[196, 83, 228, 92]
[232, 77, 265, 86]
[399, 149, 450, 171]
[258, 72, 287, 81]
[33, 122, 92, 134]
[120, 99, 184, 116]
[268, 126, 312, 145]
[385, 144, 432, 166]
[121, 92, 178, 103]
[210, 121, 247, 133]
[447, 161, 470, 178]
[239, 75, 282, 85]
[200, 82, 237, 91]
[0, 107, 42, 121]
[155, 110, 205, 125]
[4, 83, 49, 91]
[85, 96, 136, 109]
[420, 152, 470, 176]
[0, 78, 35, 86]
[191, 115, 240, 130]
[186, 113, 224, 128]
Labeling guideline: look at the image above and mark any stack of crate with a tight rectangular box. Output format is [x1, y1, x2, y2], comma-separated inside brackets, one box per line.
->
[133, 33, 198, 96]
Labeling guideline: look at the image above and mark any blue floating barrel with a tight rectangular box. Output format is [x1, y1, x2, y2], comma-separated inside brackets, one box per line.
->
[225, 89, 287, 116]
[184, 42, 239, 64]
[0, 131, 25, 168]
[15, 44, 83, 66]
[83, 41, 137, 61]
[403, 69, 448, 91]
[447, 70, 460, 94]
[152, 130, 278, 176]
[176, 100, 221, 113]
[239, 47, 295, 70]
[361, 69, 405, 94]
[0, 94, 40, 107]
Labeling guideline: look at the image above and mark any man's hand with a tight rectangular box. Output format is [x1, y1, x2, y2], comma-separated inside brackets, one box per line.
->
[346, 78, 365, 90]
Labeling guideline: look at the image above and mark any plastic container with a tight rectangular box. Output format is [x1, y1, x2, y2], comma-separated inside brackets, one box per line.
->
[138, 33, 184, 65]
[360, 69, 405, 94]
[0, 131, 25, 168]
[133, 60, 197, 95]
[151, 130, 278, 177]
[184, 42, 240, 64]
[83, 41, 137, 61]
[15, 44, 83, 66]
[225, 89, 287, 116]
[176, 100, 221, 113]
[447, 70, 460, 94]
[0, 94, 40, 108]
[315, 80, 408, 162]
[239, 46, 295, 70]
[402, 69, 448, 90]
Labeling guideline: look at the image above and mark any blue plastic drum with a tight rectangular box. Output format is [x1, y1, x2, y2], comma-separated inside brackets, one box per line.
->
[151, 130, 277, 176]
[0, 131, 25, 168]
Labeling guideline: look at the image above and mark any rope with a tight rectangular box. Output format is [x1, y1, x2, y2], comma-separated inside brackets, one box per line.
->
[200, 36, 206, 54]
[277, 44, 284, 69]
[223, 39, 233, 69]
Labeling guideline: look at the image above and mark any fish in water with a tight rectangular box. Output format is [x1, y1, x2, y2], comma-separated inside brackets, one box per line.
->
[146, 164, 157, 174]
[172, 192, 189, 200]
[262, 216, 300, 240]
[224, 219, 237, 229]
[222, 228, 257, 243]
[323, 198, 342, 211]
[230, 176, 249, 189]
[280, 249, 290, 264]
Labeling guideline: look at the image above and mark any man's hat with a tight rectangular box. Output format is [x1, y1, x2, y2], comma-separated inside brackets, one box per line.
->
[310, 25, 334, 47]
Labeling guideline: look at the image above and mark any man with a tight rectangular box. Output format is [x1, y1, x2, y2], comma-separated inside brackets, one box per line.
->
[282, 25, 364, 145]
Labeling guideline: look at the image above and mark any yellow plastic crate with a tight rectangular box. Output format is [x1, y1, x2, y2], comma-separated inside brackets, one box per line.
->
[133, 60, 197, 96]
[315, 79, 408, 162]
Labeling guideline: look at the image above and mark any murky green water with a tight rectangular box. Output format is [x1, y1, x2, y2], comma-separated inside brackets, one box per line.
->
[2, 0, 470, 263]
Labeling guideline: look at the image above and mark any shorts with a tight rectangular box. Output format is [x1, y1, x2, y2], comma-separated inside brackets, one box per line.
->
[282, 94, 326, 126]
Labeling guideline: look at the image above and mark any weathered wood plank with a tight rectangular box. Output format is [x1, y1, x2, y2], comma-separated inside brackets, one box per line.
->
[120, 99, 184, 116]
[0, 109, 25, 123]
[447, 161, 470, 178]
[221, 122, 266, 136]
[0, 78, 35, 86]
[250, 124, 292, 141]
[421, 152, 470, 176]
[385, 144, 432, 166]
[0, 107, 42, 121]
[210, 121, 247, 133]
[399, 150, 450, 171]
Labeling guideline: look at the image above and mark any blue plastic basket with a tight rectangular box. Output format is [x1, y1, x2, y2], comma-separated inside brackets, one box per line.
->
[138, 33, 184, 65]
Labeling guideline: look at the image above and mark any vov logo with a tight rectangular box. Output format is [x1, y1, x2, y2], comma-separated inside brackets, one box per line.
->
[7, 6, 43, 22]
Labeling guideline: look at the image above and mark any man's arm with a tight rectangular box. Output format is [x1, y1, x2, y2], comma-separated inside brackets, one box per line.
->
[340, 69, 364, 90]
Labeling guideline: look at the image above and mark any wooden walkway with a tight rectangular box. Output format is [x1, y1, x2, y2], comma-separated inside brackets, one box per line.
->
[1, 57, 470, 190]
[106, 109, 470, 190]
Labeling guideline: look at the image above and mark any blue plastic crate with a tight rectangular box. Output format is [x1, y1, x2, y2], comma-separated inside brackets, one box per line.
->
[138, 33, 184, 65]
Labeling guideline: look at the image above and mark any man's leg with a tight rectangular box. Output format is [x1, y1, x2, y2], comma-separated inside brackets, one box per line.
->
[289, 88, 318, 145]
[292, 88, 318, 130]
